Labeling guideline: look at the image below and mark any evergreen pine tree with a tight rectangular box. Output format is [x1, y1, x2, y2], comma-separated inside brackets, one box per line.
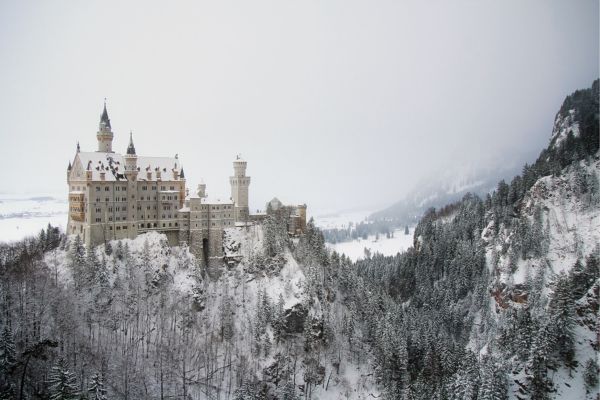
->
[279, 381, 298, 400]
[583, 358, 599, 394]
[47, 358, 79, 400]
[0, 326, 16, 372]
[69, 235, 86, 288]
[548, 272, 576, 366]
[87, 372, 108, 400]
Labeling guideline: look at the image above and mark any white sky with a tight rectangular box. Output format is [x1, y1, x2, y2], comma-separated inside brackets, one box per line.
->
[0, 0, 597, 213]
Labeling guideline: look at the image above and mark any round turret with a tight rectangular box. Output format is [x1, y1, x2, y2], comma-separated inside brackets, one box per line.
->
[96, 101, 114, 152]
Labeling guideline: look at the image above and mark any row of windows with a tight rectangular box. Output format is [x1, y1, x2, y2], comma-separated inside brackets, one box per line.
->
[192, 213, 233, 219]
[74, 184, 180, 193]
[94, 206, 128, 212]
[191, 221, 233, 228]
[95, 186, 128, 192]
[191, 204, 233, 211]
[94, 214, 129, 222]
[139, 222, 179, 229]
[94, 197, 128, 203]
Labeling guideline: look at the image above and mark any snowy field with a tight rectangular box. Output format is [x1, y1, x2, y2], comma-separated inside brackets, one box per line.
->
[312, 207, 415, 261]
[311, 208, 372, 230]
[0, 194, 67, 242]
[326, 227, 415, 261]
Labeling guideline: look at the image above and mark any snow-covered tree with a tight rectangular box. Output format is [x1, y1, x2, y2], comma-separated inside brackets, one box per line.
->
[87, 372, 108, 400]
[47, 358, 79, 400]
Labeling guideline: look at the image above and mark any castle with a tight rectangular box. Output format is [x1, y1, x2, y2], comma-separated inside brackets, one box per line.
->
[66, 103, 281, 269]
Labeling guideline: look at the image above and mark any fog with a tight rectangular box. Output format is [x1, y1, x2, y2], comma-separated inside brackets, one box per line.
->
[0, 0, 597, 213]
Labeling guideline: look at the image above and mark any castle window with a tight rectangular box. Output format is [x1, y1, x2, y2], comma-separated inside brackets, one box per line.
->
[116, 226, 120, 230]
[95, 187, 100, 191]
[123, 226, 127, 230]
[142, 186, 147, 191]
[170, 186, 174, 190]
[162, 223, 165, 227]
[95, 218, 101, 222]
[169, 223, 172, 227]
[161, 186, 165, 191]
[105, 198, 109, 202]
[175, 195, 178, 200]
[105, 187, 109, 191]
[175, 222, 178, 227]
[115, 186, 119, 191]
[152, 186, 156, 190]
[153, 223, 157, 227]
[109, 226, 113, 230]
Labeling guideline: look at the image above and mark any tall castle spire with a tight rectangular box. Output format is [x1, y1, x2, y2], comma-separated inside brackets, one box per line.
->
[126, 131, 136, 155]
[100, 100, 111, 129]
[97, 99, 114, 153]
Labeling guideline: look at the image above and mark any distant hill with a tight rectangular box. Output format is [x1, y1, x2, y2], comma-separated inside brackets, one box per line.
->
[369, 163, 522, 224]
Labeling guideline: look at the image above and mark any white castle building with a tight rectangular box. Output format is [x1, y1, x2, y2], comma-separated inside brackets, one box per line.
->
[67, 103, 251, 267]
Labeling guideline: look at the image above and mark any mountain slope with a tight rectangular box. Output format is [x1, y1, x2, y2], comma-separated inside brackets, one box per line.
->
[0, 79, 597, 400]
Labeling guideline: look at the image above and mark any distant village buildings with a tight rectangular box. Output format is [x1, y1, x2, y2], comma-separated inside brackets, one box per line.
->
[67, 103, 306, 267]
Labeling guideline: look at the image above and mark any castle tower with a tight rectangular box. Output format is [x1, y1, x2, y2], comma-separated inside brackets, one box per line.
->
[124, 131, 138, 239]
[96, 101, 114, 152]
[197, 180, 206, 198]
[230, 155, 250, 222]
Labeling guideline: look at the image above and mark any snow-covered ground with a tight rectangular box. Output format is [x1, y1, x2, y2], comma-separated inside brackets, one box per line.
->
[0, 194, 67, 242]
[327, 227, 415, 261]
[312, 207, 415, 261]
[312, 208, 372, 230]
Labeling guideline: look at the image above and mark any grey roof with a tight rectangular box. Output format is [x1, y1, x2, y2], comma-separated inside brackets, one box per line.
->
[126, 132, 136, 155]
[100, 102, 111, 128]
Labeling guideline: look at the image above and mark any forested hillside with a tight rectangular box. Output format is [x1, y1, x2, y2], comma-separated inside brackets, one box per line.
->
[0, 80, 598, 400]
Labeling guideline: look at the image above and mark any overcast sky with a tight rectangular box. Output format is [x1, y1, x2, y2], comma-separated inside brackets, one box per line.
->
[0, 0, 597, 213]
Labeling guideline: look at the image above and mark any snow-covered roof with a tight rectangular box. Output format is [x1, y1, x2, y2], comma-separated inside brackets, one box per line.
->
[201, 197, 233, 205]
[178, 206, 190, 213]
[72, 152, 182, 182]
